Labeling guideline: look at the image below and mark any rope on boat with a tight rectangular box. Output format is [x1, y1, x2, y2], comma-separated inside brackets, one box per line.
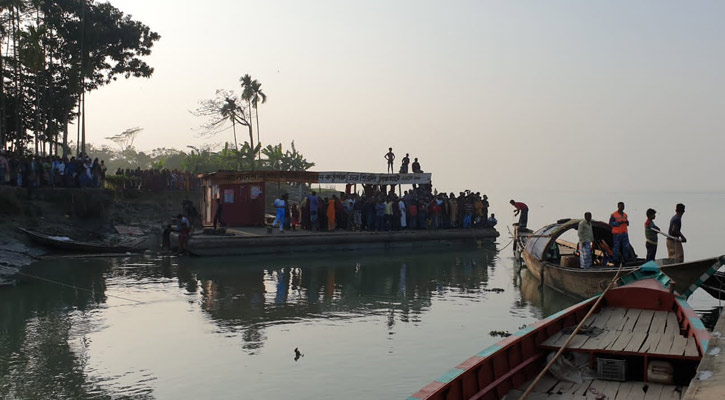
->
[519, 263, 626, 400]
[14, 270, 145, 305]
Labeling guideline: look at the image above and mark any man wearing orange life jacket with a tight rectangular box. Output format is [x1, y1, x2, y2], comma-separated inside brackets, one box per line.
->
[609, 201, 632, 268]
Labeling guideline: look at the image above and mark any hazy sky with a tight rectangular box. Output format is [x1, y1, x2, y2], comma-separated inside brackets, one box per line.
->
[83, 1, 724, 192]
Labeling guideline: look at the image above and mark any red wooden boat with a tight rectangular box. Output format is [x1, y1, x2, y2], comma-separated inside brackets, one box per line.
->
[409, 263, 709, 400]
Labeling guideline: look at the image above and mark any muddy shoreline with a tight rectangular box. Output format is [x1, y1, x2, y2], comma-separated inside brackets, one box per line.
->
[0, 186, 200, 270]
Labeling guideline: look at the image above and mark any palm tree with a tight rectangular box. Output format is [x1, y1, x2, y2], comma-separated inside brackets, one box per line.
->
[249, 80, 266, 158]
[240, 74, 267, 159]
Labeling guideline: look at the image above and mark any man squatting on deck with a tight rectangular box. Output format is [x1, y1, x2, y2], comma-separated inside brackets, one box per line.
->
[577, 212, 594, 269]
[667, 203, 687, 263]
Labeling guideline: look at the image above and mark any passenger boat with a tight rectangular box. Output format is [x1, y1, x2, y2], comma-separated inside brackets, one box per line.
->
[515, 219, 725, 299]
[18, 228, 143, 254]
[410, 263, 709, 400]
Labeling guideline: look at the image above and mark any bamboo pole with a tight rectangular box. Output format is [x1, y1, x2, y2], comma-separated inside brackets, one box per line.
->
[519, 264, 625, 400]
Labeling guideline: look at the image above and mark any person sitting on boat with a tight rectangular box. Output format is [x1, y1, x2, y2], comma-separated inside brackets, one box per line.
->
[609, 202, 633, 267]
[667, 203, 687, 263]
[577, 212, 594, 269]
[509, 200, 528, 230]
[644, 208, 660, 261]
[487, 213, 497, 228]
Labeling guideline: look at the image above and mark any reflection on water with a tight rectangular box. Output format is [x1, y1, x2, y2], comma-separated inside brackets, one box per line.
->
[0, 244, 721, 399]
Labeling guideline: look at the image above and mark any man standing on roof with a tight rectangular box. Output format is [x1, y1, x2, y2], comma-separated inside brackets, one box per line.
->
[578, 212, 594, 269]
[609, 202, 631, 268]
[667, 203, 687, 263]
[384, 148, 395, 173]
[510, 200, 528, 230]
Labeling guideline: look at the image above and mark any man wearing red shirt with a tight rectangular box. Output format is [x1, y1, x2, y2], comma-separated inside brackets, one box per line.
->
[510, 200, 529, 230]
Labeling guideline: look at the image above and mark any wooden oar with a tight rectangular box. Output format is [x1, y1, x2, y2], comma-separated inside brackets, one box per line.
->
[519, 263, 626, 400]
[655, 229, 682, 242]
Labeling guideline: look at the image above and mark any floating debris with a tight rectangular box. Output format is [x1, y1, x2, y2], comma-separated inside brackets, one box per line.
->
[489, 330, 511, 338]
[482, 288, 505, 293]
[294, 347, 304, 361]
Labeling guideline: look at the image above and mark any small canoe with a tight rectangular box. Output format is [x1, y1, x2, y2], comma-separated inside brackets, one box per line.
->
[516, 219, 725, 299]
[18, 228, 142, 254]
[410, 263, 709, 400]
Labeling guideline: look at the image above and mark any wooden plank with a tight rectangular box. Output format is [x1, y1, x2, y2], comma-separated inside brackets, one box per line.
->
[659, 385, 682, 400]
[600, 329, 626, 351]
[623, 332, 648, 352]
[590, 309, 614, 329]
[587, 380, 618, 399]
[666, 312, 680, 333]
[640, 333, 662, 353]
[542, 332, 564, 347]
[621, 309, 642, 332]
[520, 375, 559, 394]
[670, 335, 688, 356]
[582, 329, 618, 350]
[614, 381, 637, 399]
[654, 334, 676, 355]
[569, 334, 590, 349]
[623, 381, 647, 400]
[644, 383, 664, 400]
[633, 309, 655, 333]
[610, 331, 635, 352]
[605, 308, 628, 330]
[649, 310, 668, 334]
[685, 336, 699, 357]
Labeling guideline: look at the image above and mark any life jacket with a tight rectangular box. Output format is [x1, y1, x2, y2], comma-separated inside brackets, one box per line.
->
[611, 211, 628, 235]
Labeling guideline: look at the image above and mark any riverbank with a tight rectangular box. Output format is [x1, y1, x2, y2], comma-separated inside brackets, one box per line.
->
[0, 185, 199, 269]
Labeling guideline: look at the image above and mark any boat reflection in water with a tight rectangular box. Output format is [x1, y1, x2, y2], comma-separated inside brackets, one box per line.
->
[177, 245, 501, 353]
[515, 265, 579, 319]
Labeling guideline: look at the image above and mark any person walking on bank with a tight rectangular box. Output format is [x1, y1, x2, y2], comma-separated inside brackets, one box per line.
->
[609, 202, 631, 267]
[384, 148, 396, 173]
[213, 198, 224, 230]
[644, 208, 660, 261]
[577, 212, 594, 269]
[510, 200, 529, 230]
[667, 203, 687, 263]
[272, 194, 287, 233]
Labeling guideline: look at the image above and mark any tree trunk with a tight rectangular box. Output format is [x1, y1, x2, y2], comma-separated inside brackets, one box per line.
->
[255, 107, 261, 161]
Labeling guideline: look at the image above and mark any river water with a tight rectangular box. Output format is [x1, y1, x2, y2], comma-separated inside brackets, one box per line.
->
[1, 191, 723, 399]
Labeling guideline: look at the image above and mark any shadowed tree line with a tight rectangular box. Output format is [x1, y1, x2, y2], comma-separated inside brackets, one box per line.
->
[0, 0, 160, 156]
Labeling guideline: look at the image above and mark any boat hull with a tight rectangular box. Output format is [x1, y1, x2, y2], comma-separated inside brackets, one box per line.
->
[522, 252, 723, 299]
[410, 272, 710, 400]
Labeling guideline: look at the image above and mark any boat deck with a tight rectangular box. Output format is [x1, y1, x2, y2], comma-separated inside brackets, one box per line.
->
[540, 307, 699, 358]
[509, 377, 684, 399]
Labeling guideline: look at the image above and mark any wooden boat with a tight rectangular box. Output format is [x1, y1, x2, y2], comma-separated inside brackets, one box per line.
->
[516, 219, 725, 299]
[18, 228, 142, 254]
[410, 263, 710, 400]
[700, 270, 725, 300]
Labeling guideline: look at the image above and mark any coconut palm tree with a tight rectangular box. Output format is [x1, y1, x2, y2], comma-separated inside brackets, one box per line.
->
[249, 80, 266, 157]
[240, 74, 267, 159]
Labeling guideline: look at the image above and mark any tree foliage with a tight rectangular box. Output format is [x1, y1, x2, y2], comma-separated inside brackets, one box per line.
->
[0, 0, 160, 155]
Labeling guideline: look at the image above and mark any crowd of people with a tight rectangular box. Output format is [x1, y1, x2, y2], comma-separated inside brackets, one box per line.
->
[576, 202, 687, 269]
[0, 151, 107, 188]
[113, 167, 199, 192]
[0, 150, 198, 191]
[267, 184, 497, 233]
